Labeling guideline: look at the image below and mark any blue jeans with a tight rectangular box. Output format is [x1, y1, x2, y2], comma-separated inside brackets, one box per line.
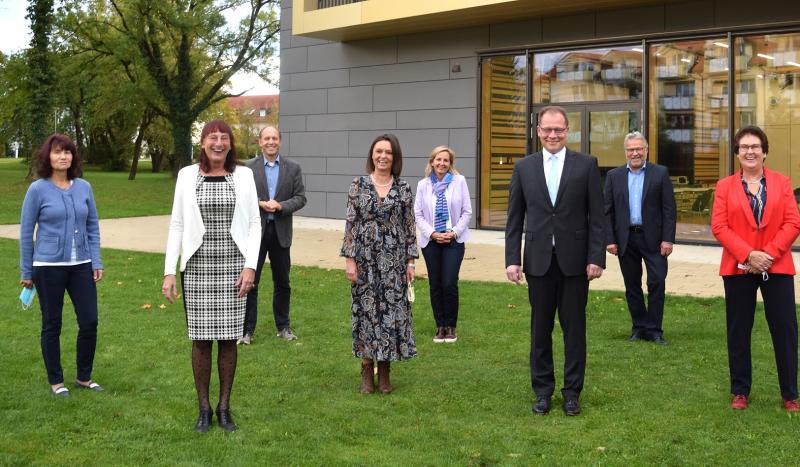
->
[421, 241, 465, 328]
[32, 262, 98, 385]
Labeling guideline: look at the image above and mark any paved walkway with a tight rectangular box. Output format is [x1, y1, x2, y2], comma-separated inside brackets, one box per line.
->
[3, 215, 797, 300]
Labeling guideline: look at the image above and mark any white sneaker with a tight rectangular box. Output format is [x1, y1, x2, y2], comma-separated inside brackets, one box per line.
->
[237, 334, 252, 345]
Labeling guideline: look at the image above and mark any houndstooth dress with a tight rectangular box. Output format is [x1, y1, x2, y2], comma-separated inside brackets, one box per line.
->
[183, 174, 245, 340]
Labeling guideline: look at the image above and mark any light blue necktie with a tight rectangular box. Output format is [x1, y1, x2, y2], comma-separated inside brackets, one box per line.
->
[547, 154, 559, 205]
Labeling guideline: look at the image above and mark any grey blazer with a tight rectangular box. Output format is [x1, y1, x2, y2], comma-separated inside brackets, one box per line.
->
[505, 149, 606, 277]
[245, 155, 307, 248]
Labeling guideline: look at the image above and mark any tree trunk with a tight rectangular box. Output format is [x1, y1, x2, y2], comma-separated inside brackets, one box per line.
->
[170, 116, 194, 177]
[128, 110, 152, 180]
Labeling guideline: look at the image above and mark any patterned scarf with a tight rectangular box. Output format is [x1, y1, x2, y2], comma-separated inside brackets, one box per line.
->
[431, 172, 453, 232]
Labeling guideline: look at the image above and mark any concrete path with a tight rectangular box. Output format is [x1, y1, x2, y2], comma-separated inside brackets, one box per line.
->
[3, 215, 797, 300]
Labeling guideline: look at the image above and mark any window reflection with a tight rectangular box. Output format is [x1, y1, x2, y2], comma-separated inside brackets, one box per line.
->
[649, 39, 729, 242]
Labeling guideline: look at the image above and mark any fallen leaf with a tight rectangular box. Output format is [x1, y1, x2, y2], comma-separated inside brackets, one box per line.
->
[159, 304, 166, 309]
[141, 304, 152, 309]
[116, 281, 123, 285]
[507, 304, 516, 309]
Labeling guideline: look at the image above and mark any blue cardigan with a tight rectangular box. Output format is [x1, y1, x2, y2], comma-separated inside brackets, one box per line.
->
[19, 178, 103, 279]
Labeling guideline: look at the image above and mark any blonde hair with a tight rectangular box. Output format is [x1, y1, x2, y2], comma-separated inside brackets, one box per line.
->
[424, 146, 460, 177]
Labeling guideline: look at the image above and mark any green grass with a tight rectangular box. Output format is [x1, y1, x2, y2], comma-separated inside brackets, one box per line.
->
[1, 237, 798, 465]
[0, 158, 175, 224]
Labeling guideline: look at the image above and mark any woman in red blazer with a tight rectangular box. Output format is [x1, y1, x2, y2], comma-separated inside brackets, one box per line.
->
[711, 125, 800, 413]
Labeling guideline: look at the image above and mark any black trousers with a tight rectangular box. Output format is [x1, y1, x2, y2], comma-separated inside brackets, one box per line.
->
[527, 252, 589, 399]
[32, 262, 98, 385]
[618, 230, 667, 338]
[421, 241, 465, 328]
[244, 222, 292, 334]
[723, 273, 798, 401]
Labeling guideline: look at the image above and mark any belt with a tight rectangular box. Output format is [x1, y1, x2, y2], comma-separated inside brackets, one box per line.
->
[629, 225, 644, 233]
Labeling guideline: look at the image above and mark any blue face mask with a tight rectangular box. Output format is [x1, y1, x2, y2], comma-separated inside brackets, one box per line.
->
[19, 286, 36, 310]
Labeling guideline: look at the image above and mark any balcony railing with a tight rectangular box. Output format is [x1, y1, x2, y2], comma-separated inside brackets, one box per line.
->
[318, 0, 362, 9]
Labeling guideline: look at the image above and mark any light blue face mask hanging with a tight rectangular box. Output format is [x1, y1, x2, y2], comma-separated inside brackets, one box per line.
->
[19, 287, 36, 310]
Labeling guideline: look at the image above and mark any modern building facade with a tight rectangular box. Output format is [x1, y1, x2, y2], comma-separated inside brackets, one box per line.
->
[280, 0, 800, 243]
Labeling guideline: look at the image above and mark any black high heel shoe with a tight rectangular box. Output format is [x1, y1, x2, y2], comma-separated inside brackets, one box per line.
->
[194, 409, 212, 433]
[216, 408, 237, 432]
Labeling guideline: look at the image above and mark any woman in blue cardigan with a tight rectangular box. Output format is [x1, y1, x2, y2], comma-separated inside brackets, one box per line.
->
[19, 134, 104, 397]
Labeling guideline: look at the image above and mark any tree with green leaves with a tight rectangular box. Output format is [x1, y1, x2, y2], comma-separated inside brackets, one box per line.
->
[25, 0, 55, 162]
[64, 0, 279, 174]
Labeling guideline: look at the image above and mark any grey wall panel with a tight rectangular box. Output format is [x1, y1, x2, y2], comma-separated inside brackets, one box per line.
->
[281, 47, 308, 74]
[291, 34, 331, 49]
[348, 130, 403, 157]
[290, 131, 349, 157]
[306, 174, 359, 193]
[327, 157, 367, 175]
[396, 109, 475, 130]
[279, 75, 290, 91]
[280, 28, 291, 50]
[450, 57, 478, 79]
[302, 192, 327, 218]
[307, 112, 397, 131]
[289, 69, 350, 90]
[397, 26, 489, 62]
[715, 0, 800, 27]
[294, 156, 326, 174]
[373, 79, 476, 111]
[490, 19, 543, 47]
[281, 6, 292, 29]
[327, 86, 374, 113]
[280, 89, 326, 115]
[454, 159, 477, 179]
[278, 115, 306, 133]
[307, 37, 398, 71]
[596, 5, 665, 37]
[350, 60, 450, 86]
[665, 1, 714, 31]
[390, 129, 450, 158]
[448, 128, 477, 157]
[542, 13, 596, 42]
[326, 192, 348, 219]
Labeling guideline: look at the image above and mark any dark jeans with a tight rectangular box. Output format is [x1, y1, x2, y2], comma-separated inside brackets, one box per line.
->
[32, 262, 98, 385]
[723, 273, 798, 401]
[244, 222, 291, 334]
[527, 252, 588, 399]
[618, 230, 668, 338]
[421, 241, 465, 328]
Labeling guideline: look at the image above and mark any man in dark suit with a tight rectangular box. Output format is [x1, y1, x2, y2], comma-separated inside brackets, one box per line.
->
[604, 131, 676, 345]
[505, 105, 605, 416]
[240, 125, 306, 344]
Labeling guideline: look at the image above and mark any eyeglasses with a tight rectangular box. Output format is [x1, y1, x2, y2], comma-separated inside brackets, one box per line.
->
[625, 147, 647, 153]
[538, 127, 568, 135]
[738, 144, 762, 152]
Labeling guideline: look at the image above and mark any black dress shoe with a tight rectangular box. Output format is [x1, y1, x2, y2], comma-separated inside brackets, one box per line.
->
[563, 398, 581, 416]
[532, 396, 551, 415]
[652, 335, 668, 346]
[628, 331, 642, 342]
[216, 408, 237, 432]
[194, 409, 212, 433]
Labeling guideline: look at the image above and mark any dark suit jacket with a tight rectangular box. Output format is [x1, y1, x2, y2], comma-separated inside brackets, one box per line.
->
[505, 149, 606, 277]
[245, 155, 307, 248]
[603, 163, 676, 257]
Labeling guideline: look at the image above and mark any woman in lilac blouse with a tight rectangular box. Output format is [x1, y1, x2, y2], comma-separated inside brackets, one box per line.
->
[414, 146, 472, 343]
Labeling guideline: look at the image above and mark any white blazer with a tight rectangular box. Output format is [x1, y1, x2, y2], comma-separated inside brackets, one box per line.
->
[414, 173, 472, 248]
[164, 164, 262, 275]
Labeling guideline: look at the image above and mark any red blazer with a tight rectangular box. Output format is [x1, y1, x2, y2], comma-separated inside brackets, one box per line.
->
[711, 168, 800, 276]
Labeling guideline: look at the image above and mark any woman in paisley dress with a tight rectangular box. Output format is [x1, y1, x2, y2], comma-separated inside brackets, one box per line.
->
[341, 133, 418, 394]
[162, 120, 261, 432]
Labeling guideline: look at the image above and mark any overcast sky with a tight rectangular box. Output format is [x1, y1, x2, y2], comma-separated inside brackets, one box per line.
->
[0, 0, 278, 95]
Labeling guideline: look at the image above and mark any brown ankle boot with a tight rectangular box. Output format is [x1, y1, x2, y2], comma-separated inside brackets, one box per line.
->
[377, 361, 393, 394]
[360, 359, 375, 394]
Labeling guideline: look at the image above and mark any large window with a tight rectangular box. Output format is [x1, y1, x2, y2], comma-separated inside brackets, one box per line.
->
[649, 39, 729, 242]
[479, 55, 527, 227]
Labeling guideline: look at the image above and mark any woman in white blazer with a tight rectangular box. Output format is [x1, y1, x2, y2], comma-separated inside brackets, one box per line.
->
[414, 146, 472, 343]
[162, 120, 261, 433]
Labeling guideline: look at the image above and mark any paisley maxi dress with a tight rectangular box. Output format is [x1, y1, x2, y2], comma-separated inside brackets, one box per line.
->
[340, 176, 418, 361]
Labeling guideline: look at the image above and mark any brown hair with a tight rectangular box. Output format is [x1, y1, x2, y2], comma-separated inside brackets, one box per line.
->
[198, 119, 238, 173]
[35, 134, 81, 180]
[733, 125, 769, 155]
[366, 133, 403, 177]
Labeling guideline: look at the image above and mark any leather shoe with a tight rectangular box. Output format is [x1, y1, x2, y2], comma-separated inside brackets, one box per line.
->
[532, 396, 551, 415]
[627, 331, 642, 342]
[194, 409, 212, 433]
[652, 335, 668, 346]
[563, 398, 581, 416]
[216, 408, 237, 432]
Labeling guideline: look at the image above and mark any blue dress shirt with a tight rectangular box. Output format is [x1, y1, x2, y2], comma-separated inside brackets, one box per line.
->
[627, 162, 646, 226]
[264, 154, 280, 220]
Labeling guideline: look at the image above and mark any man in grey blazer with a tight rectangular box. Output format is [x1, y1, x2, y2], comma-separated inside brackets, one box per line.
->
[604, 131, 676, 345]
[241, 125, 306, 344]
[505, 106, 605, 416]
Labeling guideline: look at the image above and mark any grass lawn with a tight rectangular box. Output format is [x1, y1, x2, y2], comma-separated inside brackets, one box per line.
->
[0, 158, 176, 224]
[1, 237, 798, 465]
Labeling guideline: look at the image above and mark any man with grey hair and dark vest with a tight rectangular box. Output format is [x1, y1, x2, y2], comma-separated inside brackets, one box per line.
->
[604, 131, 676, 345]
